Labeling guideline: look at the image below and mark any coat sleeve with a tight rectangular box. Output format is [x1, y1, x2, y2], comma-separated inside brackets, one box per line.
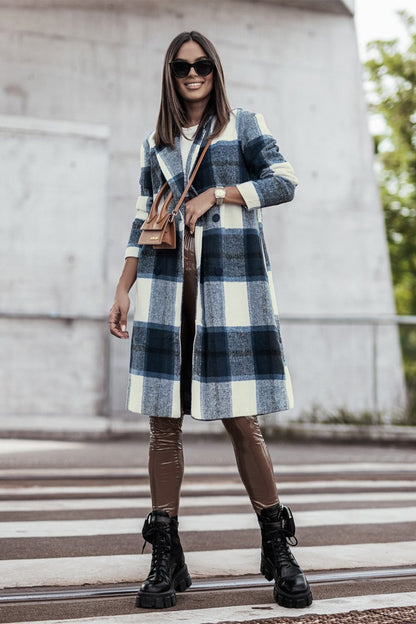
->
[125, 138, 153, 259]
[236, 110, 298, 211]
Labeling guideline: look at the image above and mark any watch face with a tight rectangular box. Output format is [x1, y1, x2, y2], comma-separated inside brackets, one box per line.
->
[215, 188, 226, 199]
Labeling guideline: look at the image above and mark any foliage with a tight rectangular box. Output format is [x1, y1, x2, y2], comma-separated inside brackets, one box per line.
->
[298, 404, 383, 426]
[364, 11, 416, 423]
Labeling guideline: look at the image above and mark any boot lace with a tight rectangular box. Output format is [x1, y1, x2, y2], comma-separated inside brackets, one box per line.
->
[142, 526, 171, 579]
[266, 524, 298, 565]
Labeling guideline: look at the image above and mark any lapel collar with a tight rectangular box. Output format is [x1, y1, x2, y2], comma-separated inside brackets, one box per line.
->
[186, 118, 214, 196]
[154, 115, 215, 197]
[155, 135, 184, 197]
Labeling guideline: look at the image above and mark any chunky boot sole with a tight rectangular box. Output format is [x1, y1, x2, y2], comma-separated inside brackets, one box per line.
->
[274, 584, 313, 609]
[261, 556, 313, 609]
[136, 564, 192, 609]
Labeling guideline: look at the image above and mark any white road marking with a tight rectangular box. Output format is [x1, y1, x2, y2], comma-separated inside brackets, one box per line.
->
[1, 544, 416, 588]
[2, 449, 415, 622]
[2, 490, 416, 512]
[2, 507, 416, 538]
[1, 479, 415, 497]
[9, 592, 416, 624]
[0, 462, 415, 477]
[0, 440, 86, 454]
[11, 592, 416, 624]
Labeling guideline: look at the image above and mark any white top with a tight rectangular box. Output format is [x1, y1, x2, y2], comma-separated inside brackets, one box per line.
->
[180, 125, 198, 176]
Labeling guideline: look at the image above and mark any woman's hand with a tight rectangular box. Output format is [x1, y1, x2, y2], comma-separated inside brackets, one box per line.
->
[185, 188, 215, 234]
[109, 290, 130, 339]
[109, 257, 138, 339]
[185, 186, 245, 233]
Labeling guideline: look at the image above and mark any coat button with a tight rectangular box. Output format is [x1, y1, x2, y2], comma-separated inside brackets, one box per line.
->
[212, 213, 220, 222]
[214, 266, 223, 276]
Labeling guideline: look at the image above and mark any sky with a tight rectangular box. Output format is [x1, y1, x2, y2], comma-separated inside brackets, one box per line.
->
[354, 0, 415, 59]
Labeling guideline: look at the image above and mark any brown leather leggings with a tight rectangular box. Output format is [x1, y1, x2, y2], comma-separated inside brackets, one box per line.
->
[149, 413, 280, 516]
[148, 229, 280, 516]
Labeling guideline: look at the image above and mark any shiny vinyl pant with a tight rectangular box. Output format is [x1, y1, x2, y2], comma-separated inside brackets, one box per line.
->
[148, 229, 280, 517]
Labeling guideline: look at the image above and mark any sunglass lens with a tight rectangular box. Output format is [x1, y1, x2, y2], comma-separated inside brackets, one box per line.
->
[171, 61, 190, 78]
[194, 60, 214, 76]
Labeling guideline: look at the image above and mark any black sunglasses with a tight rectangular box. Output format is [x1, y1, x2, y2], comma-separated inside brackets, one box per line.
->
[170, 59, 214, 79]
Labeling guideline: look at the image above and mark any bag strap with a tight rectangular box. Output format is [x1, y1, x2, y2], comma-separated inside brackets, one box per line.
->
[146, 182, 171, 222]
[146, 138, 212, 223]
[171, 138, 212, 217]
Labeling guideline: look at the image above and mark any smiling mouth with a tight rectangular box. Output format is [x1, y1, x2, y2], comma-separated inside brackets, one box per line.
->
[185, 82, 204, 89]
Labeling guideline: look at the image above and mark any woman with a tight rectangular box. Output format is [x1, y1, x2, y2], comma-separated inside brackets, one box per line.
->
[109, 31, 312, 611]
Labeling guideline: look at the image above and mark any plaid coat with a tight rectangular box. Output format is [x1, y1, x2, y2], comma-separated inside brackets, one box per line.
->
[125, 108, 297, 420]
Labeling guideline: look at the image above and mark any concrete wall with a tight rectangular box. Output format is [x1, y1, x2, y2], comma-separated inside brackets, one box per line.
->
[0, 0, 406, 424]
[0, 115, 110, 415]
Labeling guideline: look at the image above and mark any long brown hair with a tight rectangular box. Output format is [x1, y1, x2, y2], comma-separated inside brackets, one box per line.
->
[154, 31, 232, 148]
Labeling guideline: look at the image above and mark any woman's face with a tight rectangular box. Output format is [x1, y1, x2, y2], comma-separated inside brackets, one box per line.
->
[173, 40, 214, 110]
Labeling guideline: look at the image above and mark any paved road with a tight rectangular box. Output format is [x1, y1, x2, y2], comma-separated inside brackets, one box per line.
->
[0, 434, 415, 623]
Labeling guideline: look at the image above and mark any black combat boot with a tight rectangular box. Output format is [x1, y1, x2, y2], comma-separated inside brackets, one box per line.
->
[258, 503, 312, 608]
[136, 510, 192, 609]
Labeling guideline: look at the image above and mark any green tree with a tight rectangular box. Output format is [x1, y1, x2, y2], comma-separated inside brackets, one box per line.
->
[365, 10, 416, 421]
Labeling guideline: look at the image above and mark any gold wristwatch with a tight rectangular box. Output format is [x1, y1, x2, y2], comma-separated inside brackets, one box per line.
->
[214, 185, 226, 206]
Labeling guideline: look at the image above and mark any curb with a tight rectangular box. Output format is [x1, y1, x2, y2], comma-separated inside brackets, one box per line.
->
[263, 422, 416, 445]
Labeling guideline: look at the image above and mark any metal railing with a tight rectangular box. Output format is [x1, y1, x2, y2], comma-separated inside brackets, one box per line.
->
[1, 311, 415, 419]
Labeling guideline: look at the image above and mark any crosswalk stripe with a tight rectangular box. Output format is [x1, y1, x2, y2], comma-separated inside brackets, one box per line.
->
[0, 439, 85, 454]
[1, 479, 415, 497]
[1, 543, 415, 588]
[2, 458, 415, 623]
[2, 506, 416, 538]
[0, 462, 415, 478]
[8, 592, 416, 624]
[2, 489, 416, 512]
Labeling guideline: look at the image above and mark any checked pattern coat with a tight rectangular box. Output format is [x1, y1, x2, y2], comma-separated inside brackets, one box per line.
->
[125, 108, 298, 420]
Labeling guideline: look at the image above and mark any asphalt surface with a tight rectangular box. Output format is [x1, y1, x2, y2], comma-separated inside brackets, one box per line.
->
[0, 434, 416, 623]
[2, 431, 416, 468]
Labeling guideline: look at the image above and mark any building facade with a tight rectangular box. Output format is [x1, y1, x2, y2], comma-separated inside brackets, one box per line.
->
[0, 0, 406, 428]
